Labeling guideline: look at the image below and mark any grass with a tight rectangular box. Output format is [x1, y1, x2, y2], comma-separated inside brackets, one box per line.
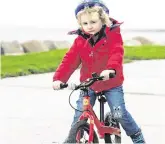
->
[124, 45, 165, 60]
[1, 49, 68, 78]
[1, 45, 165, 78]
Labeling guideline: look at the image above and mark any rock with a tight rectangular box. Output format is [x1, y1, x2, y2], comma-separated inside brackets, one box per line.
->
[0, 42, 3, 55]
[54, 40, 71, 49]
[1, 41, 24, 55]
[124, 39, 142, 46]
[21, 40, 49, 53]
[43, 40, 57, 50]
[132, 36, 154, 45]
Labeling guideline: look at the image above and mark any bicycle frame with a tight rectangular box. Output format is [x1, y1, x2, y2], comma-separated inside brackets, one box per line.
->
[78, 95, 121, 143]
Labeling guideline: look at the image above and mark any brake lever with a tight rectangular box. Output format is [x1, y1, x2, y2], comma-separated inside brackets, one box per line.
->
[74, 76, 104, 90]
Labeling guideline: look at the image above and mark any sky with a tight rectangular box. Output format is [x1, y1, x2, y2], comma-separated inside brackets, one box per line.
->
[0, 0, 165, 29]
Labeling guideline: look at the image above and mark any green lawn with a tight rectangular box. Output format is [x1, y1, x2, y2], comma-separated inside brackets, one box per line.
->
[1, 49, 68, 78]
[124, 45, 165, 60]
[1, 45, 165, 78]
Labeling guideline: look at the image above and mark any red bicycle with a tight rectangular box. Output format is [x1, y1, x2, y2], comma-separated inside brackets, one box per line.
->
[61, 72, 121, 143]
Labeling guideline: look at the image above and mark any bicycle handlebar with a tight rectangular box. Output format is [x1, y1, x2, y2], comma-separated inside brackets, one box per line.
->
[60, 83, 68, 89]
[60, 72, 116, 90]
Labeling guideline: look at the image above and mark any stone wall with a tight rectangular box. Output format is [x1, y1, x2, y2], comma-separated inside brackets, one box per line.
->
[1, 41, 24, 55]
[1, 40, 71, 55]
[0, 37, 156, 55]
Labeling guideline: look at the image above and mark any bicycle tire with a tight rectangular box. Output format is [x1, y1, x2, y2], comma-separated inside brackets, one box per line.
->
[104, 112, 121, 144]
[64, 120, 99, 143]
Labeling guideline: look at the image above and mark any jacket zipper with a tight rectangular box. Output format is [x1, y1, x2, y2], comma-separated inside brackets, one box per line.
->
[89, 46, 94, 78]
[89, 51, 93, 57]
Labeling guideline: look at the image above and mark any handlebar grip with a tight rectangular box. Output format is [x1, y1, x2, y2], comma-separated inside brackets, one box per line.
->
[60, 83, 68, 89]
[109, 73, 116, 78]
[99, 76, 104, 80]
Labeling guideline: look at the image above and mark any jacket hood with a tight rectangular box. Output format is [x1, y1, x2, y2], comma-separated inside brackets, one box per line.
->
[68, 18, 123, 36]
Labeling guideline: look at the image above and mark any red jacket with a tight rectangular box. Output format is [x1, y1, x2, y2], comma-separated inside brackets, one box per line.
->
[53, 20, 124, 93]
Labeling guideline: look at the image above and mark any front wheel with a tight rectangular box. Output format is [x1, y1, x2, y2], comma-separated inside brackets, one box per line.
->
[104, 112, 121, 143]
[64, 120, 99, 143]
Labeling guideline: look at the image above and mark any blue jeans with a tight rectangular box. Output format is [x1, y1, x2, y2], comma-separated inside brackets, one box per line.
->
[71, 85, 140, 136]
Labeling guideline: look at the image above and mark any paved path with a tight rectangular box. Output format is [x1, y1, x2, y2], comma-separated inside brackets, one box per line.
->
[0, 60, 165, 144]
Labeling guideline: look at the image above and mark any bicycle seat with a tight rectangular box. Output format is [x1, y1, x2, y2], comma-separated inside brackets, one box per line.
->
[95, 91, 104, 96]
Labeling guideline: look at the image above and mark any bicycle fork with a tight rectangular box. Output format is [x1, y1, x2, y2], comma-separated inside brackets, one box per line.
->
[78, 96, 95, 143]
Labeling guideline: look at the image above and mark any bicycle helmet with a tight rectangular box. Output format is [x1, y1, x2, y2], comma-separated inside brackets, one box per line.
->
[75, 0, 109, 16]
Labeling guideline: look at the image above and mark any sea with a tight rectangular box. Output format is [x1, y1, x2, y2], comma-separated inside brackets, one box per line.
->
[0, 26, 165, 45]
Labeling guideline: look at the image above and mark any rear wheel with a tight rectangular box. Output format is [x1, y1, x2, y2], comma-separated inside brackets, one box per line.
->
[104, 112, 121, 143]
[64, 120, 99, 143]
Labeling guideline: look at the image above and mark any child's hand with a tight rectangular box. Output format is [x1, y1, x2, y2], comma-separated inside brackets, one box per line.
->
[100, 70, 116, 81]
[52, 80, 63, 90]
[68, 83, 77, 90]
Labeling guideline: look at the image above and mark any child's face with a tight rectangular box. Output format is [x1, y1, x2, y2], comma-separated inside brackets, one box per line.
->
[80, 12, 103, 35]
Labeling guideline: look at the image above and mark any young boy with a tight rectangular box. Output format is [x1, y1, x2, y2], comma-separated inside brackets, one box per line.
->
[53, 0, 145, 143]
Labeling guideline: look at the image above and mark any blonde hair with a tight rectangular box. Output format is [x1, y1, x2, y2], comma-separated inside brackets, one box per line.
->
[76, 6, 112, 27]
